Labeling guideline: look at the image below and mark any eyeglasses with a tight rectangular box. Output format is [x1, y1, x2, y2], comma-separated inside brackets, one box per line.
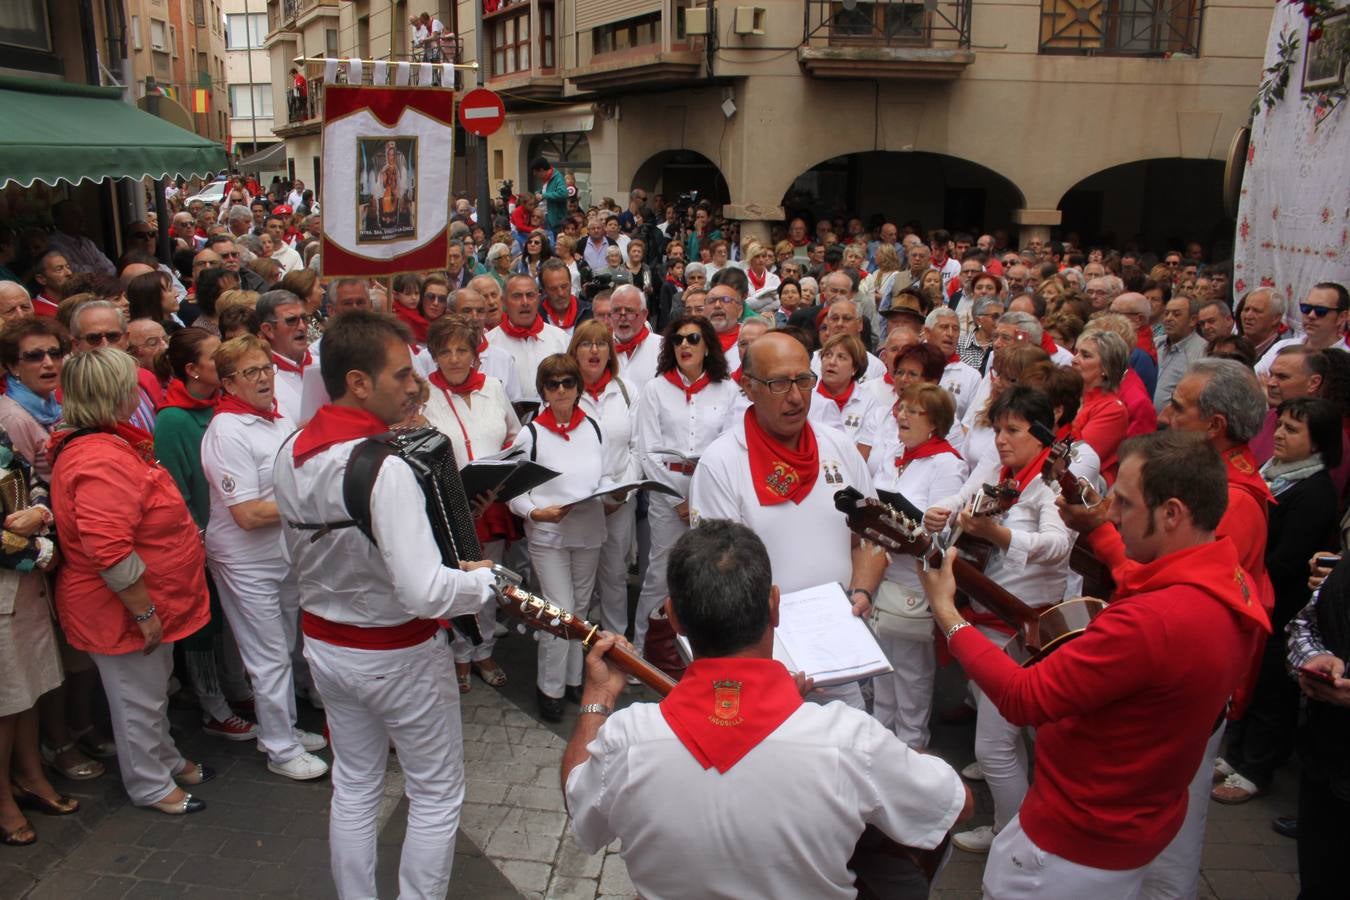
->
[670, 332, 703, 347]
[272, 313, 313, 328]
[79, 331, 125, 346]
[575, 340, 606, 351]
[226, 364, 276, 382]
[129, 336, 165, 351]
[219, 251, 240, 259]
[745, 373, 818, 395]
[706, 295, 738, 307]
[19, 347, 65, 362]
[1300, 303, 1340, 318]
[543, 377, 577, 392]
[423, 293, 449, 305]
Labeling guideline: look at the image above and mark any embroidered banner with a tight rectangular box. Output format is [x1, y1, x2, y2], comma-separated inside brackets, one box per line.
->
[320, 85, 456, 277]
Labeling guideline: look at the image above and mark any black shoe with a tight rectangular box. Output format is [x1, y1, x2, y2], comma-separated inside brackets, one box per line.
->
[536, 689, 564, 723]
[563, 685, 583, 705]
[1272, 815, 1298, 839]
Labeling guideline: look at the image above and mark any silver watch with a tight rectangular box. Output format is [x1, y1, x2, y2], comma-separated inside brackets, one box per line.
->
[579, 703, 612, 717]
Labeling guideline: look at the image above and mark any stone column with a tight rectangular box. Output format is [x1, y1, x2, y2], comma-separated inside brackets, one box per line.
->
[1011, 208, 1062, 249]
[723, 202, 785, 251]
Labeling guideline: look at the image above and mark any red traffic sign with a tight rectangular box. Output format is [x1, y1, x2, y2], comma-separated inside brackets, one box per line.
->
[458, 88, 505, 137]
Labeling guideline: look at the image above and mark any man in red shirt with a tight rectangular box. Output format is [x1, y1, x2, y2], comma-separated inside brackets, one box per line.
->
[920, 431, 1269, 898]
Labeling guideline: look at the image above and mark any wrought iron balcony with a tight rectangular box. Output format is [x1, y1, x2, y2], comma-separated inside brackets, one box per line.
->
[799, 0, 975, 80]
[1039, 0, 1202, 57]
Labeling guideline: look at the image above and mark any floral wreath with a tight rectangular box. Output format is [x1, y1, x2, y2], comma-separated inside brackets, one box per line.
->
[1252, 0, 1349, 127]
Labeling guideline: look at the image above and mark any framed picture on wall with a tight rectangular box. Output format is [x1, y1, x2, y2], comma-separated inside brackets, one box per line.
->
[1303, 13, 1348, 92]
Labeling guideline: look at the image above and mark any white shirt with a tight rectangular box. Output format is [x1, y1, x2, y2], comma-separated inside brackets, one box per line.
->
[934, 257, 961, 296]
[868, 437, 968, 589]
[486, 320, 570, 402]
[635, 374, 741, 495]
[423, 375, 520, 466]
[287, 189, 304, 208]
[614, 330, 662, 394]
[583, 237, 613, 272]
[811, 349, 887, 383]
[807, 381, 884, 447]
[200, 409, 296, 567]
[1050, 344, 1075, 367]
[272, 354, 311, 423]
[507, 415, 606, 549]
[1256, 334, 1350, 376]
[578, 376, 639, 483]
[690, 419, 873, 594]
[270, 241, 304, 275]
[743, 266, 781, 313]
[273, 431, 495, 626]
[940, 359, 982, 421]
[566, 698, 966, 900]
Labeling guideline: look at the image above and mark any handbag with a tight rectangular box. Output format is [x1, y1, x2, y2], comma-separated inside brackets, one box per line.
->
[869, 580, 933, 642]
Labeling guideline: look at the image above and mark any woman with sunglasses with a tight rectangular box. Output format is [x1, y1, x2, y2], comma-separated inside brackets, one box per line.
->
[507, 355, 607, 722]
[632, 315, 738, 658]
[513, 229, 554, 281]
[199, 336, 328, 781]
[417, 274, 451, 331]
[0, 318, 68, 481]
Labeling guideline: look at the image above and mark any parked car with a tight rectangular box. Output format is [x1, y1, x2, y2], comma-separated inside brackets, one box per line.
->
[185, 179, 227, 207]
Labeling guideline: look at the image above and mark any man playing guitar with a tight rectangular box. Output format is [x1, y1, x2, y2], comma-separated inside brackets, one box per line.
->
[918, 431, 1270, 898]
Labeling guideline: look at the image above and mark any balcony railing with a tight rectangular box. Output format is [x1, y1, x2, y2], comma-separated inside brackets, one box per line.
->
[803, 0, 972, 51]
[1039, 0, 1201, 57]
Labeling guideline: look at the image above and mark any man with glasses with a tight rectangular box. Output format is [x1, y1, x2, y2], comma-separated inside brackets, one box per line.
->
[1255, 281, 1350, 375]
[127, 319, 168, 374]
[486, 273, 569, 403]
[690, 332, 884, 710]
[70, 300, 162, 430]
[620, 188, 648, 234]
[204, 235, 266, 292]
[610, 284, 661, 392]
[1086, 275, 1123, 313]
[811, 298, 885, 382]
[705, 279, 746, 370]
[258, 290, 314, 421]
[1109, 292, 1161, 396]
[173, 212, 204, 252]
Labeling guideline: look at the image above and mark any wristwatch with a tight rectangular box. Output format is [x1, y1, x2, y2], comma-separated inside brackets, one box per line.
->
[848, 587, 873, 605]
[579, 704, 612, 717]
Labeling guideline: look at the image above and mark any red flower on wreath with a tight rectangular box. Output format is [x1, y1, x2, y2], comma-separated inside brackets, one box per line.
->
[1235, 278, 1248, 294]
[1323, 207, 1334, 224]
[1272, 206, 1281, 221]
[1247, 142, 1256, 165]
[1239, 216, 1251, 241]
[1260, 276, 1276, 287]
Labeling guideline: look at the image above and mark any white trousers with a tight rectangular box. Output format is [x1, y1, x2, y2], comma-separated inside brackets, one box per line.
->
[633, 494, 686, 652]
[873, 633, 936, 748]
[592, 498, 636, 635]
[91, 643, 186, 806]
[530, 542, 601, 698]
[983, 815, 1147, 900]
[1138, 722, 1225, 899]
[451, 539, 505, 664]
[305, 631, 465, 900]
[211, 560, 304, 764]
[972, 627, 1030, 833]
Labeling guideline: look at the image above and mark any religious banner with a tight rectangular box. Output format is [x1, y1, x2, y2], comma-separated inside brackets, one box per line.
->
[321, 84, 456, 277]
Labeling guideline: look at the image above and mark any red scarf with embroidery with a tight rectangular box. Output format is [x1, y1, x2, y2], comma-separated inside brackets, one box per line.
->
[1223, 444, 1276, 510]
[584, 370, 613, 401]
[1114, 537, 1269, 632]
[48, 422, 157, 466]
[498, 315, 544, 340]
[273, 350, 313, 375]
[659, 657, 803, 774]
[292, 404, 388, 466]
[744, 408, 819, 506]
[430, 369, 485, 396]
[533, 405, 586, 440]
[895, 436, 961, 474]
[542, 295, 580, 330]
[816, 379, 855, 411]
[394, 302, 430, 346]
[664, 369, 711, 402]
[613, 326, 650, 357]
[159, 378, 217, 411]
[747, 267, 767, 292]
[717, 324, 741, 354]
[215, 392, 282, 420]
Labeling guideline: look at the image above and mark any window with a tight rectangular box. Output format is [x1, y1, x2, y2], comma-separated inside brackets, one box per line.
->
[491, 10, 530, 76]
[149, 18, 169, 52]
[0, 0, 52, 52]
[592, 13, 659, 55]
[225, 13, 266, 49]
[169, 24, 177, 56]
[130, 15, 142, 50]
[229, 84, 273, 119]
[326, 28, 339, 56]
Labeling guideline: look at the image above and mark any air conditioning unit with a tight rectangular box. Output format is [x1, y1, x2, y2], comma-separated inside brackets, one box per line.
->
[685, 6, 711, 36]
[733, 6, 765, 36]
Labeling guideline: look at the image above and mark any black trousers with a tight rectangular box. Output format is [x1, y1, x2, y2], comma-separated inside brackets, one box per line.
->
[1297, 768, 1350, 898]
[1225, 636, 1300, 788]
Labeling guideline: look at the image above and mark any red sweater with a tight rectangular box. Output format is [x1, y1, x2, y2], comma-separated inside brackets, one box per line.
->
[1072, 388, 1129, 484]
[1119, 369, 1158, 439]
[950, 538, 1267, 869]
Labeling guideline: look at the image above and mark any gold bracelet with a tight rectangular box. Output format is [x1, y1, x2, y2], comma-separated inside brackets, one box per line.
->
[945, 621, 970, 641]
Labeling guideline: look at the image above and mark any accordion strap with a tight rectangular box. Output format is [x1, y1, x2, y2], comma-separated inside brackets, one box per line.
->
[342, 435, 398, 546]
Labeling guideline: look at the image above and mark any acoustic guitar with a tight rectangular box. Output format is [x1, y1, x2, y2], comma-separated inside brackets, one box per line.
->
[833, 487, 1104, 666]
[486, 566, 953, 890]
[1030, 423, 1117, 599]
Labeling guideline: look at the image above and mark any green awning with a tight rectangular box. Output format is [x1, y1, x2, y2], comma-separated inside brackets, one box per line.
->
[0, 74, 226, 189]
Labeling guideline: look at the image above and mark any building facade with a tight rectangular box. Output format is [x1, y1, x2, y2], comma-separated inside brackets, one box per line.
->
[224, 0, 281, 161]
[124, 0, 230, 141]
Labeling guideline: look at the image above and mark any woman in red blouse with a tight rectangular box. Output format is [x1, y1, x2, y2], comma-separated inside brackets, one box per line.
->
[1071, 328, 1132, 484]
[47, 349, 212, 815]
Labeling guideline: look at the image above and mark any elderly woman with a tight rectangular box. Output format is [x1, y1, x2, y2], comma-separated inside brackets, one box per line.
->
[279, 269, 325, 344]
[597, 245, 632, 286]
[199, 335, 328, 781]
[868, 383, 966, 749]
[773, 278, 805, 328]
[623, 238, 657, 312]
[809, 333, 882, 451]
[1082, 313, 1158, 440]
[741, 241, 780, 314]
[960, 293, 1004, 373]
[48, 348, 212, 814]
[1070, 327, 1133, 485]
[486, 242, 513, 288]
[507, 354, 607, 722]
[633, 315, 739, 657]
[421, 314, 520, 692]
[569, 319, 638, 640]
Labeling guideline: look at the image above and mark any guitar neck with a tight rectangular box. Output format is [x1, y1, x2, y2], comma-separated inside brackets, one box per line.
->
[599, 643, 678, 695]
[951, 555, 1040, 630]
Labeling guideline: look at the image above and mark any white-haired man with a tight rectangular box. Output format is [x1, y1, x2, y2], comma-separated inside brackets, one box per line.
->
[925, 307, 981, 420]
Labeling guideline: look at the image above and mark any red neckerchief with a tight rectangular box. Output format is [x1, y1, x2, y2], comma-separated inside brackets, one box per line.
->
[159, 378, 217, 411]
[664, 369, 711, 402]
[1223, 444, 1276, 509]
[613, 326, 651, 357]
[584, 370, 613, 401]
[665, 274, 685, 288]
[1114, 537, 1269, 632]
[215, 392, 282, 421]
[430, 369, 485, 396]
[542, 295, 580, 330]
[732, 367, 743, 384]
[717, 324, 740, 353]
[273, 350, 312, 375]
[292, 404, 388, 466]
[1038, 331, 1058, 356]
[477, 336, 489, 355]
[743, 408, 820, 506]
[1136, 325, 1158, 363]
[394, 302, 430, 346]
[659, 657, 803, 774]
[533, 405, 586, 440]
[947, 352, 961, 365]
[895, 436, 961, 474]
[497, 315, 544, 340]
[747, 267, 767, 292]
[816, 379, 855, 411]
[48, 422, 157, 466]
[883, 370, 895, 386]
[999, 444, 1055, 495]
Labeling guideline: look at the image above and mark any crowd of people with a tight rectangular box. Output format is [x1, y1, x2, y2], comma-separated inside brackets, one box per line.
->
[0, 168, 1347, 900]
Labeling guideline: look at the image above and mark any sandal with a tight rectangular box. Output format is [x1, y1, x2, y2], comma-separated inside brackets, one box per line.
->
[71, 726, 117, 759]
[472, 660, 508, 688]
[11, 784, 79, 816]
[0, 818, 36, 846]
[455, 663, 472, 694]
[40, 742, 105, 781]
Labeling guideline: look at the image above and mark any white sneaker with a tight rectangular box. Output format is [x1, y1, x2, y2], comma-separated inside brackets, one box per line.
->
[1212, 757, 1235, 783]
[294, 728, 327, 752]
[961, 761, 985, 781]
[268, 751, 329, 781]
[953, 825, 997, 853]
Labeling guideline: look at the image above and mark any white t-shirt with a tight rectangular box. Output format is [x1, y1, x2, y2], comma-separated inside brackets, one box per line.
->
[272, 353, 311, 423]
[940, 359, 982, 421]
[578, 375, 639, 483]
[807, 381, 885, 447]
[485, 321, 570, 402]
[635, 374, 741, 496]
[200, 409, 296, 567]
[507, 414, 607, 549]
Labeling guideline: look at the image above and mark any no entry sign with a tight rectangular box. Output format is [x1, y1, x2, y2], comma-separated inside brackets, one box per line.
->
[458, 88, 505, 137]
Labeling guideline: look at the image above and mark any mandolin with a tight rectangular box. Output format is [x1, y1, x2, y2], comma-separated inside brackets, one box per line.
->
[486, 565, 952, 889]
[834, 487, 1104, 666]
[1031, 423, 1117, 599]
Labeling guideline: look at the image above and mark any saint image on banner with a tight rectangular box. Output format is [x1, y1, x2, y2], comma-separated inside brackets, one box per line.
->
[358, 136, 417, 242]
